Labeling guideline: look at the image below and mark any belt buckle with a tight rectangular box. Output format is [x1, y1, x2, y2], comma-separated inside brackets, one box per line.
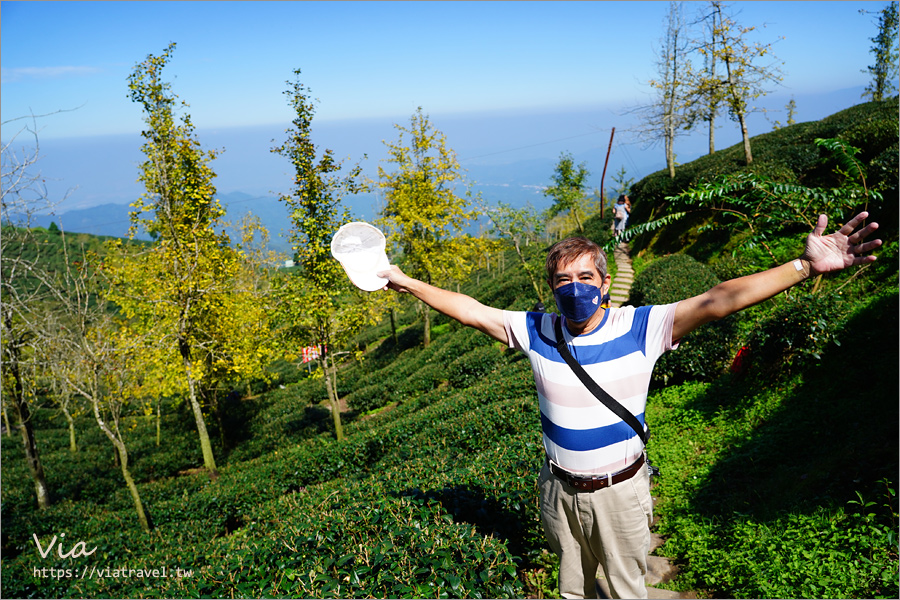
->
[569, 472, 607, 491]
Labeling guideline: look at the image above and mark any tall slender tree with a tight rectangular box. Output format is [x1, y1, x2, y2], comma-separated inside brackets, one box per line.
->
[861, 1, 899, 102]
[693, 1, 784, 164]
[693, 7, 723, 155]
[109, 42, 237, 478]
[45, 244, 154, 532]
[543, 152, 591, 234]
[272, 70, 378, 440]
[378, 107, 486, 347]
[1, 119, 56, 509]
[638, 1, 694, 178]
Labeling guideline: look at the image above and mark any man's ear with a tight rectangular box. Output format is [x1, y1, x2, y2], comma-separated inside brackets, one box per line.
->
[602, 273, 612, 292]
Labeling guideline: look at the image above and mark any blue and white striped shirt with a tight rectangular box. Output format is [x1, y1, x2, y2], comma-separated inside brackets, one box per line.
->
[503, 304, 679, 474]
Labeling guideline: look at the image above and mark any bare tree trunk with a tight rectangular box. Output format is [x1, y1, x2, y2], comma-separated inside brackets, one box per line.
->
[4, 334, 51, 509]
[572, 209, 585, 235]
[183, 353, 219, 478]
[92, 402, 151, 532]
[322, 354, 344, 441]
[14, 395, 51, 509]
[736, 110, 753, 164]
[2, 404, 11, 437]
[156, 400, 161, 447]
[389, 308, 398, 345]
[666, 135, 676, 179]
[724, 54, 753, 165]
[118, 447, 151, 532]
[707, 14, 718, 155]
[422, 301, 432, 348]
[63, 407, 77, 453]
[513, 240, 545, 303]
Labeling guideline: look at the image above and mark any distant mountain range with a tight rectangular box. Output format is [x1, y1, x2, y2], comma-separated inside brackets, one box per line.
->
[30, 181, 555, 257]
[31, 192, 297, 256]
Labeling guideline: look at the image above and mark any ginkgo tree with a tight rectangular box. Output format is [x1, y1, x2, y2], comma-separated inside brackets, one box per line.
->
[1, 118, 58, 509]
[377, 107, 488, 346]
[271, 70, 381, 441]
[107, 43, 276, 477]
[860, 0, 899, 102]
[46, 248, 155, 532]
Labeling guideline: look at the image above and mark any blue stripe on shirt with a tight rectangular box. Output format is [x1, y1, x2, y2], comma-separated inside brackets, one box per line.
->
[540, 410, 646, 451]
[524, 308, 655, 364]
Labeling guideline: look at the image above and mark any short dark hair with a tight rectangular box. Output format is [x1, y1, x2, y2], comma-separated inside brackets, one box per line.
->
[545, 237, 608, 285]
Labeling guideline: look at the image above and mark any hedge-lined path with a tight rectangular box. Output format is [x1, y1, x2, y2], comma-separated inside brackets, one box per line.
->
[609, 241, 633, 308]
[597, 242, 696, 599]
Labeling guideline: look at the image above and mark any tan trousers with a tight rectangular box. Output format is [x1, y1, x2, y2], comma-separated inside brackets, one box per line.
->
[538, 460, 653, 599]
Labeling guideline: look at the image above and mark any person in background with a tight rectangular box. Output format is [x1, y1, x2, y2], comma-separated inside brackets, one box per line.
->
[613, 194, 631, 242]
[378, 211, 880, 599]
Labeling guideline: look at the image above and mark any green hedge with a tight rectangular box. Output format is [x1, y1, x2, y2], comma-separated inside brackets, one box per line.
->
[629, 253, 739, 385]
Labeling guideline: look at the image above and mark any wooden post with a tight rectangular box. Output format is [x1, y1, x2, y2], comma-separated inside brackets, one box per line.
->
[599, 127, 615, 219]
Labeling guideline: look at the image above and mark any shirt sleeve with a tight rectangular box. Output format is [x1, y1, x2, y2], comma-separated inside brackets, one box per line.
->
[502, 310, 531, 353]
[646, 302, 680, 360]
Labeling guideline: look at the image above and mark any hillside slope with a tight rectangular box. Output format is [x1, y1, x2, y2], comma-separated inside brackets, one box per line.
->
[1, 101, 897, 599]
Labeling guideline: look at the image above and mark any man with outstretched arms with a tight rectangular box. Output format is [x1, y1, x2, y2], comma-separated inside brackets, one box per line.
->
[379, 212, 880, 599]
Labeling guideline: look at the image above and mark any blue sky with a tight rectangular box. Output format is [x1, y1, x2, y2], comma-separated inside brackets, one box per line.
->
[2, 1, 881, 136]
[0, 1, 890, 217]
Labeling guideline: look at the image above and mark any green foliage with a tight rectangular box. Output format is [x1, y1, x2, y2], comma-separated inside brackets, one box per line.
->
[484, 202, 548, 303]
[378, 107, 485, 289]
[544, 152, 590, 234]
[630, 254, 739, 385]
[377, 107, 490, 347]
[270, 69, 381, 441]
[447, 344, 507, 388]
[628, 97, 899, 257]
[2, 79, 897, 600]
[645, 293, 898, 599]
[629, 253, 720, 306]
[861, 1, 899, 102]
[739, 291, 845, 377]
[0, 226, 142, 299]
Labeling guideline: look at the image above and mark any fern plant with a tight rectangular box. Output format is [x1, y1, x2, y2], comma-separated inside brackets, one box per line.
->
[608, 139, 881, 264]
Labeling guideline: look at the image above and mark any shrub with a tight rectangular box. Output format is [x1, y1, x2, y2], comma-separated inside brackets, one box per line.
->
[447, 345, 507, 388]
[629, 253, 740, 385]
[629, 253, 720, 306]
[742, 291, 843, 377]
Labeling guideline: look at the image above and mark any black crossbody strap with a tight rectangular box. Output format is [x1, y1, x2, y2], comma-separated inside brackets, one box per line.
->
[554, 316, 649, 445]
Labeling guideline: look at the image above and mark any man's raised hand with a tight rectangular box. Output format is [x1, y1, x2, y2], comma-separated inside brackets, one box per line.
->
[801, 212, 881, 276]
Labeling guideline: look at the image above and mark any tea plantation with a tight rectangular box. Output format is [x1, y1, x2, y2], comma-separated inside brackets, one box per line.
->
[2, 98, 898, 599]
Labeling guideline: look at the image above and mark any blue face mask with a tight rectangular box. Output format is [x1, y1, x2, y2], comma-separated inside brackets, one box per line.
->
[554, 281, 608, 323]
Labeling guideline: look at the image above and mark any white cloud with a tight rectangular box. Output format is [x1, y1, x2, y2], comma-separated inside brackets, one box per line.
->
[1, 65, 103, 83]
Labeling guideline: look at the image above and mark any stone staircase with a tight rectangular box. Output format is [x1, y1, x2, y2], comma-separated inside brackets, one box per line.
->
[609, 242, 634, 308]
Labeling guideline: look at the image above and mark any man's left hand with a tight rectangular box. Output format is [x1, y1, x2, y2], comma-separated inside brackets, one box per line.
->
[801, 212, 881, 276]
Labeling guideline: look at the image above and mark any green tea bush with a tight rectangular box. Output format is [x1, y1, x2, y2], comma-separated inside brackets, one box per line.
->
[742, 291, 842, 377]
[629, 253, 720, 305]
[629, 253, 739, 385]
[447, 344, 507, 388]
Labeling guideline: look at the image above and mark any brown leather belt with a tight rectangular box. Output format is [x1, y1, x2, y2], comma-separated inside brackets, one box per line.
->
[548, 454, 645, 492]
